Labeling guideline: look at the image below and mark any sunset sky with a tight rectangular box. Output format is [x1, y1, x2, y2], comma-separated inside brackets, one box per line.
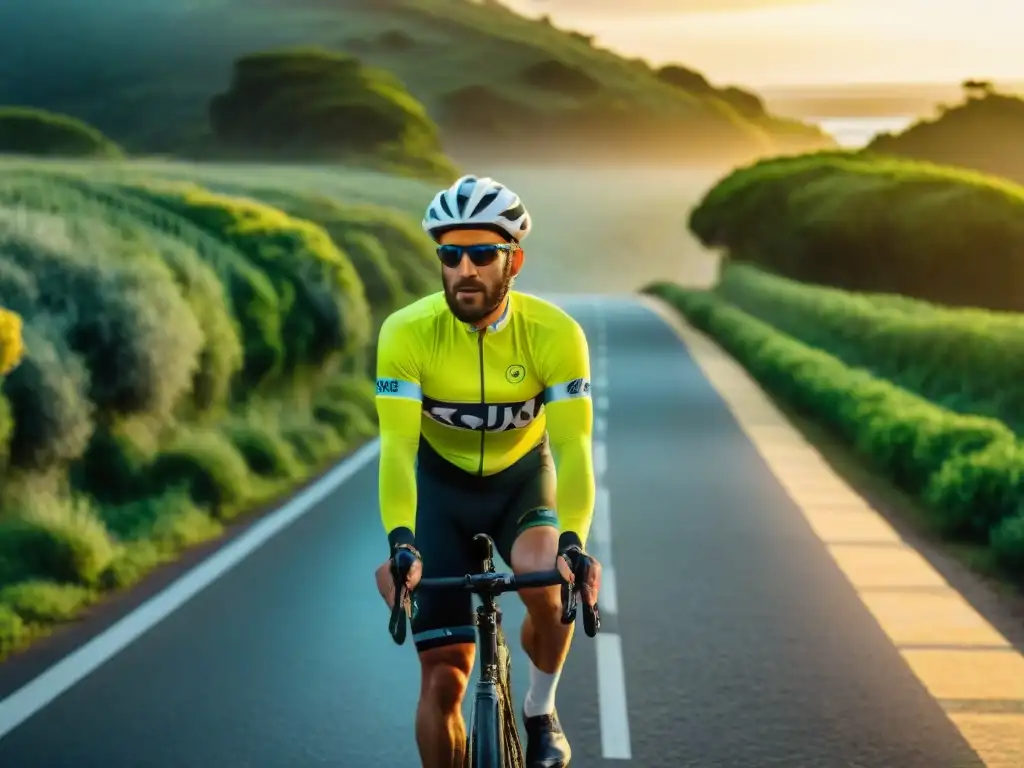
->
[503, 0, 1024, 86]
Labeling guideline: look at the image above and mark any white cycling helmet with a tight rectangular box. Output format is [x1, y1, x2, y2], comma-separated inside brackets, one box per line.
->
[422, 175, 531, 243]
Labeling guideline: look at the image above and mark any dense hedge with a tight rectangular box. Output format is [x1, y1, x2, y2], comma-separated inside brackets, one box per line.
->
[643, 283, 1024, 580]
[716, 264, 1024, 432]
[867, 90, 1024, 185]
[0, 166, 430, 659]
[209, 48, 457, 181]
[230, 188, 437, 332]
[0, 107, 123, 159]
[689, 151, 1024, 311]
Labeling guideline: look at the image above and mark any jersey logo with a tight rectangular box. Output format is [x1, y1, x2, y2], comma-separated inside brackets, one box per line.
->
[505, 364, 526, 384]
[566, 377, 590, 396]
[422, 393, 543, 432]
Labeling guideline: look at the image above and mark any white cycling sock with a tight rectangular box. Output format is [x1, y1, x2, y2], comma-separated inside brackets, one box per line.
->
[523, 662, 561, 717]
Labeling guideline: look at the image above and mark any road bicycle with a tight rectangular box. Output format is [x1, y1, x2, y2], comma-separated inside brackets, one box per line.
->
[389, 533, 600, 768]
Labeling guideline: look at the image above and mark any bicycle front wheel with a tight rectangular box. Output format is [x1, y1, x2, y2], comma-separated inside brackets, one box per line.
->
[497, 625, 525, 767]
[468, 682, 503, 768]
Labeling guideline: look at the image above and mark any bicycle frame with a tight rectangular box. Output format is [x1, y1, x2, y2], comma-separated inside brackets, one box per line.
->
[465, 541, 518, 767]
[389, 533, 600, 768]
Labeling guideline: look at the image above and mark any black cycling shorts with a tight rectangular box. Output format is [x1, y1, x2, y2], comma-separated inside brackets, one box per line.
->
[410, 436, 558, 653]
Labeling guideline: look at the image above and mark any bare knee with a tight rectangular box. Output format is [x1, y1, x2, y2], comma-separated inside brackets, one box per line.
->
[419, 644, 475, 713]
[511, 527, 562, 621]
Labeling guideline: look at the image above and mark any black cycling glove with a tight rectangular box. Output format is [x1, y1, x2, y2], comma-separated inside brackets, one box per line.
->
[557, 531, 591, 583]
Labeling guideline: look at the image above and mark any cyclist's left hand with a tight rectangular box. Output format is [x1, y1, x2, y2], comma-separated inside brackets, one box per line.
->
[375, 555, 422, 609]
[556, 547, 602, 607]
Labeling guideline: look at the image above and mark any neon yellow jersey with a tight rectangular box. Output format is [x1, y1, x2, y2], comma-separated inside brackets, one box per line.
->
[375, 290, 595, 546]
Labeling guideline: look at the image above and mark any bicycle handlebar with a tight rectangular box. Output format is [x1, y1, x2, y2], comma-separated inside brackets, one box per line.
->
[388, 548, 601, 646]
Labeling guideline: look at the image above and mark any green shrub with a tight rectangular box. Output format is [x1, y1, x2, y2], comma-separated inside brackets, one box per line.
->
[323, 374, 377, 423]
[147, 429, 251, 517]
[0, 232, 204, 417]
[688, 152, 1024, 311]
[0, 107, 123, 158]
[0, 580, 94, 623]
[209, 48, 457, 180]
[313, 399, 376, 442]
[237, 191, 434, 322]
[441, 85, 538, 139]
[104, 541, 167, 590]
[69, 424, 152, 504]
[283, 422, 344, 466]
[0, 604, 25, 656]
[924, 440, 1024, 541]
[990, 512, 1024, 577]
[121, 184, 371, 383]
[100, 489, 222, 550]
[3, 320, 95, 470]
[656, 65, 712, 93]
[521, 59, 600, 96]
[143, 230, 244, 411]
[376, 30, 417, 51]
[91, 179, 288, 389]
[715, 264, 1024, 431]
[224, 421, 302, 479]
[0, 495, 118, 587]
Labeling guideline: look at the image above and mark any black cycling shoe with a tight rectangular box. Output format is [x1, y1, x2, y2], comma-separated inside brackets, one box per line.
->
[523, 708, 571, 768]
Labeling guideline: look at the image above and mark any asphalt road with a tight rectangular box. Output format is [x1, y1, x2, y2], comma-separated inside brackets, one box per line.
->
[0, 296, 987, 767]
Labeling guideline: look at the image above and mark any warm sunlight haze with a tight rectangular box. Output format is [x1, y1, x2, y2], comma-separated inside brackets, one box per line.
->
[3, 1, 1024, 766]
[506, 0, 1024, 85]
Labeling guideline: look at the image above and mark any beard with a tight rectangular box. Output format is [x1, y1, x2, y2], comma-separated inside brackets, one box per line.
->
[443, 257, 514, 324]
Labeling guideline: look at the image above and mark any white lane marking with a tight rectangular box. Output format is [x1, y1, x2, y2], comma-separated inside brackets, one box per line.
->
[596, 634, 633, 760]
[0, 440, 382, 739]
[599, 567, 618, 615]
[592, 485, 611, 550]
[594, 440, 608, 480]
[586, 301, 632, 761]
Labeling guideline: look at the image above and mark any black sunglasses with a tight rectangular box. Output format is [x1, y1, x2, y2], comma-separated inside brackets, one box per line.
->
[436, 243, 515, 269]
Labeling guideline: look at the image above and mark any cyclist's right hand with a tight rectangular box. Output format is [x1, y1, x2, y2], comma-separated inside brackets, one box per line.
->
[375, 545, 422, 609]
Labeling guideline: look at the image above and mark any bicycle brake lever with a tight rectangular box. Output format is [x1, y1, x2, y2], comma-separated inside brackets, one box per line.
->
[582, 600, 600, 637]
[560, 578, 577, 625]
[389, 584, 409, 645]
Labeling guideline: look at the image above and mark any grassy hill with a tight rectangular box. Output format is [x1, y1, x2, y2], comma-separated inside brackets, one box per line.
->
[0, 107, 123, 159]
[866, 83, 1024, 185]
[0, 0, 832, 164]
[688, 150, 1024, 312]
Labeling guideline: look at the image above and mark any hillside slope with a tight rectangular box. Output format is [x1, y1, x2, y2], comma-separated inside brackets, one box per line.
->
[866, 85, 1024, 185]
[0, 0, 831, 163]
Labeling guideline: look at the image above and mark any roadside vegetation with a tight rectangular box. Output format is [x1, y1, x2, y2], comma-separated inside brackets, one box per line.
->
[0, 0, 832, 162]
[648, 145, 1024, 589]
[689, 151, 1024, 312]
[208, 48, 457, 181]
[0, 159, 439, 660]
[0, 107, 123, 159]
[644, 282, 1024, 586]
[866, 80, 1024, 186]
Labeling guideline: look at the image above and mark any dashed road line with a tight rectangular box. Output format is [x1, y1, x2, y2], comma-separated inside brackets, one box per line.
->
[587, 299, 632, 761]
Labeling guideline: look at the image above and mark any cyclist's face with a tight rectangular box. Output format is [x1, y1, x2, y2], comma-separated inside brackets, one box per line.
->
[439, 228, 523, 324]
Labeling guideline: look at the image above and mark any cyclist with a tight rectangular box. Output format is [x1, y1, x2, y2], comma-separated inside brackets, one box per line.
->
[373, 174, 602, 768]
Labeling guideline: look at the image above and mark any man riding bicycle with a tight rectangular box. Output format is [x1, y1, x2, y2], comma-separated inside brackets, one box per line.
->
[373, 174, 603, 768]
